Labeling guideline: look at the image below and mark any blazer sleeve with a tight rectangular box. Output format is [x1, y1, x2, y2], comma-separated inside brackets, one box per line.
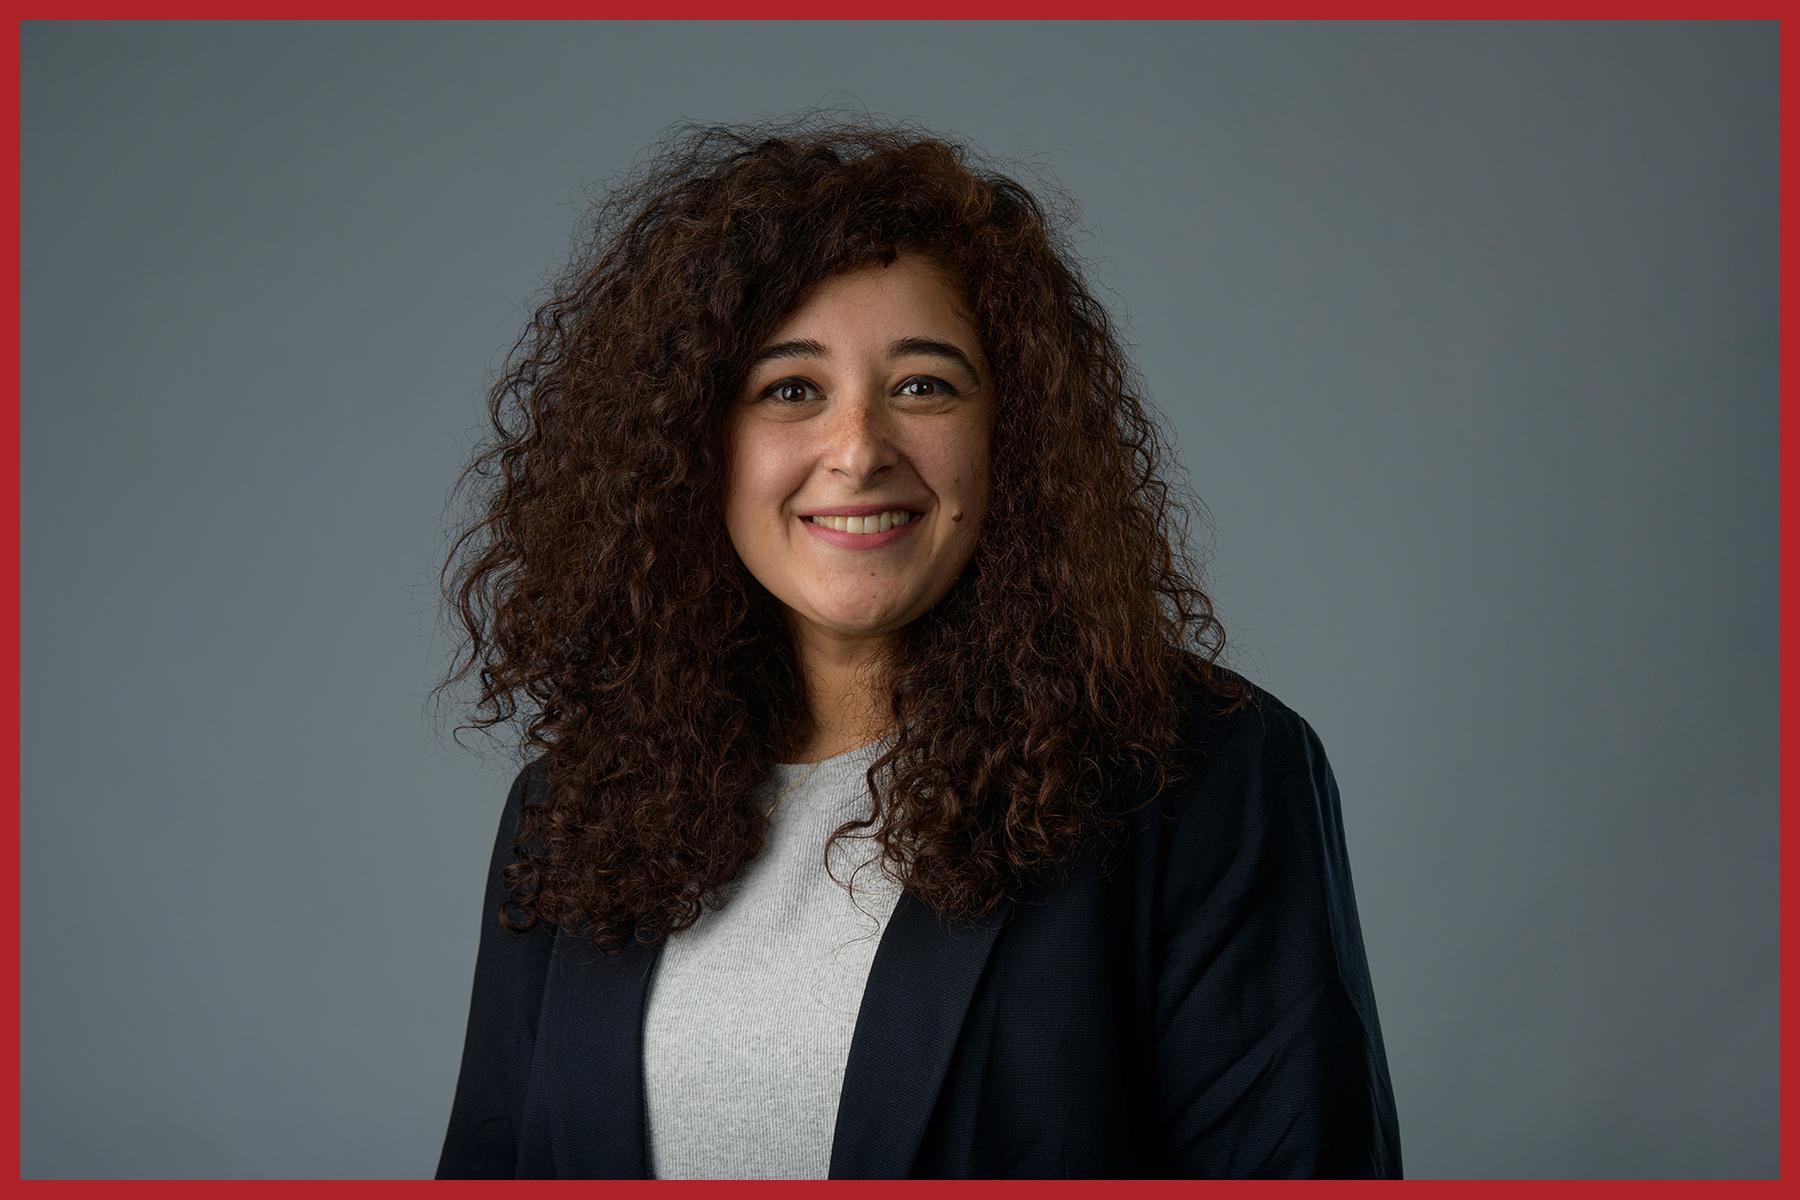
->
[434, 758, 558, 1180]
[1151, 699, 1403, 1179]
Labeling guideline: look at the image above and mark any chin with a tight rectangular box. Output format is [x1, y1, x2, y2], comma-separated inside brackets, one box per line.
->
[813, 607, 910, 635]
[822, 617, 900, 635]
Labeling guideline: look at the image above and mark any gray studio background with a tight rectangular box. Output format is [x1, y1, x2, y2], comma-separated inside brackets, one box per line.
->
[22, 21, 1776, 1181]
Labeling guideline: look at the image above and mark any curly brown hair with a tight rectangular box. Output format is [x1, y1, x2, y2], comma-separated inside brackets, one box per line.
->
[433, 111, 1254, 956]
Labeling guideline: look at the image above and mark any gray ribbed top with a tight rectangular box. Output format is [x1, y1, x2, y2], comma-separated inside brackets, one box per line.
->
[641, 735, 906, 1180]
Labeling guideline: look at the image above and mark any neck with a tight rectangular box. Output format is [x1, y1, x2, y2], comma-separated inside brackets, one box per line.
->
[786, 619, 898, 763]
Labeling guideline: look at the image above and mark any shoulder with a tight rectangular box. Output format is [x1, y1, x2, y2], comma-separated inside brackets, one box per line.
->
[1168, 655, 1328, 798]
[1147, 655, 1344, 876]
[502, 754, 551, 820]
[483, 753, 553, 875]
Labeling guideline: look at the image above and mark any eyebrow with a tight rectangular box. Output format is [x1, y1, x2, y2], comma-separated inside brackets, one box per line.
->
[747, 336, 982, 387]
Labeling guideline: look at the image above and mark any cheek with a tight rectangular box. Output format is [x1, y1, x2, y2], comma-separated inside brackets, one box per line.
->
[725, 429, 796, 509]
[950, 432, 994, 497]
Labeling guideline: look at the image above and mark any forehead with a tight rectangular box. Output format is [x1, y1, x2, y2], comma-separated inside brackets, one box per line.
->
[767, 254, 979, 346]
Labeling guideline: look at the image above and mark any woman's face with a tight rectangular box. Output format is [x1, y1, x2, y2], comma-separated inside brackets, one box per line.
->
[723, 252, 995, 653]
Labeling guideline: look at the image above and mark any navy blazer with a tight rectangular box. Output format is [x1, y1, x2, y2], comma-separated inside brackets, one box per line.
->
[434, 670, 1403, 1179]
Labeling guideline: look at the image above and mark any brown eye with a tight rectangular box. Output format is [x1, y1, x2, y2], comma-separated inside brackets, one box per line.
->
[762, 378, 820, 404]
[899, 376, 959, 398]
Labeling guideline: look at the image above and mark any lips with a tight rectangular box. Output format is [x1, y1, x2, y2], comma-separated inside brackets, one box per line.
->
[799, 503, 926, 518]
[800, 510, 922, 550]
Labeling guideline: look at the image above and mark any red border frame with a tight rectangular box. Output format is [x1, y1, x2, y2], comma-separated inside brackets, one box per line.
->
[0, 13, 1786, 1186]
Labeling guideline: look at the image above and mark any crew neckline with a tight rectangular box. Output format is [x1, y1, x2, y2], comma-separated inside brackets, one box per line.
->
[772, 733, 894, 778]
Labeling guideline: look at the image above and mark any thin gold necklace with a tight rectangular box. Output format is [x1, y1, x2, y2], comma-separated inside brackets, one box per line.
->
[764, 758, 825, 819]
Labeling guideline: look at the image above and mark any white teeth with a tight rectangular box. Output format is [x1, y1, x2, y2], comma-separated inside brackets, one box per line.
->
[807, 510, 914, 533]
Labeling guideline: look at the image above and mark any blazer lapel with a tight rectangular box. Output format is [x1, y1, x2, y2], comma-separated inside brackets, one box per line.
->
[520, 924, 665, 1179]
[828, 888, 1012, 1179]
[521, 887, 1010, 1180]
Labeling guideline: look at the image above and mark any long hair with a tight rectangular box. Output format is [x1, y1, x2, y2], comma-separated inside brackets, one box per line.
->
[433, 111, 1253, 955]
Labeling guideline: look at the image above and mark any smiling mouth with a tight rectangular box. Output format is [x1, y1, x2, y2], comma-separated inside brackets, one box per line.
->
[802, 510, 921, 533]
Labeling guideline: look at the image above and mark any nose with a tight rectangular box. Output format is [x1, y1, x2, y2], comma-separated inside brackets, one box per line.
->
[819, 392, 900, 481]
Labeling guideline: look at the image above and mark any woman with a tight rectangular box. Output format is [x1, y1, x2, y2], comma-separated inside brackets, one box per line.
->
[431, 114, 1402, 1180]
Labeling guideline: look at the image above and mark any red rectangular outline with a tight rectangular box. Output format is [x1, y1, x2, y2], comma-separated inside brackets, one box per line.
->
[1, 12, 1786, 1187]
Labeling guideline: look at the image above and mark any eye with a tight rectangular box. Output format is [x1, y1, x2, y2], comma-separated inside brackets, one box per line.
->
[898, 376, 960, 398]
[760, 378, 821, 405]
[758, 375, 962, 404]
